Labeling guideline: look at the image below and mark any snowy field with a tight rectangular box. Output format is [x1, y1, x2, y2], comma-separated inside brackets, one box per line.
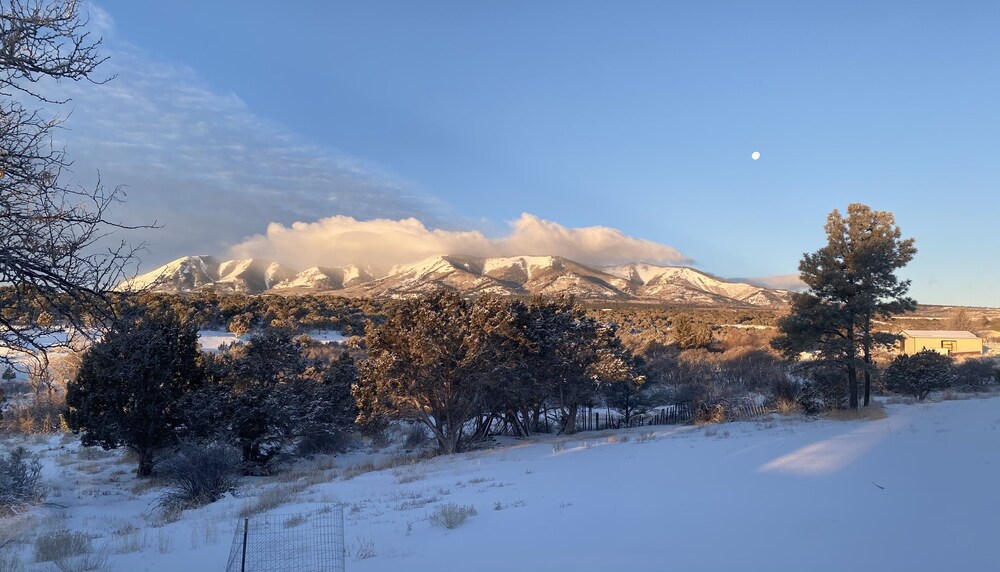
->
[3, 395, 999, 571]
[196, 330, 348, 352]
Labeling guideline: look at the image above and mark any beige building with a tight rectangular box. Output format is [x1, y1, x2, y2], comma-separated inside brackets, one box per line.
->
[900, 330, 983, 356]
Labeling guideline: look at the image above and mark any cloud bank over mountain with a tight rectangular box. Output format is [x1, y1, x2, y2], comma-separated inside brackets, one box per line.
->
[229, 213, 692, 271]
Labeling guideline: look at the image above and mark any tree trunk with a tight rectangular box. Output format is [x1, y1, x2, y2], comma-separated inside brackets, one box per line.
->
[848, 366, 859, 410]
[862, 368, 872, 407]
[438, 429, 460, 454]
[560, 405, 578, 435]
[135, 448, 154, 478]
[863, 316, 873, 407]
[847, 317, 859, 410]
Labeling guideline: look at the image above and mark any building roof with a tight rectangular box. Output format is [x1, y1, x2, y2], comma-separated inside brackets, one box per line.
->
[901, 330, 980, 339]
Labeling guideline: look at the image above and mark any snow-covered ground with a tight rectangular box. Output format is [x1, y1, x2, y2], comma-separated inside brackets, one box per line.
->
[3, 396, 1000, 571]
[196, 330, 348, 352]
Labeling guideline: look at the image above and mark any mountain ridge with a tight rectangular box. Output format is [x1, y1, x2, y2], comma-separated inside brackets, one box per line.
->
[122, 254, 792, 307]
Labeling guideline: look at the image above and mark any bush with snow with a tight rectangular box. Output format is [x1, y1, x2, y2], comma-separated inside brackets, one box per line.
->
[156, 442, 242, 510]
[0, 446, 45, 515]
[885, 350, 954, 401]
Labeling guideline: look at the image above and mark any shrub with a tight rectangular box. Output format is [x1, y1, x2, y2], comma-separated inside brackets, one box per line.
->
[402, 424, 431, 450]
[769, 377, 800, 407]
[885, 351, 954, 401]
[794, 366, 849, 413]
[294, 430, 355, 456]
[429, 503, 477, 529]
[0, 447, 44, 515]
[694, 402, 725, 424]
[952, 359, 998, 389]
[33, 531, 91, 563]
[156, 442, 242, 511]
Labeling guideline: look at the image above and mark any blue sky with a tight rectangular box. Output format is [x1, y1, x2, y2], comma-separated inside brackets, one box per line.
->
[61, 1, 1000, 305]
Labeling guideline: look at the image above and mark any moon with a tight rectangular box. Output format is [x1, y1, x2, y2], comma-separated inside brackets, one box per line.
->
[751, 151, 761, 161]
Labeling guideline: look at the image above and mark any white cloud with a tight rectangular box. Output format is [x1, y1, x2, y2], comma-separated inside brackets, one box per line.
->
[229, 213, 691, 272]
[740, 274, 807, 292]
[87, 4, 115, 35]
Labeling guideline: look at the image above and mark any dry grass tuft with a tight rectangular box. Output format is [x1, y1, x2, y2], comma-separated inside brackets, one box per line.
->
[823, 402, 887, 421]
[775, 397, 801, 415]
[429, 503, 477, 529]
[76, 447, 114, 461]
[283, 514, 306, 528]
[130, 478, 166, 497]
[237, 483, 307, 518]
[393, 468, 424, 484]
[111, 524, 145, 555]
[635, 431, 657, 444]
[341, 460, 376, 480]
[353, 537, 376, 560]
[33, 531, 91, 563]
[342, 451, 436, 480]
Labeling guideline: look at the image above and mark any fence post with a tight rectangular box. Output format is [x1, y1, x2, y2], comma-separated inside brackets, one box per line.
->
[240, 518, 249, 572]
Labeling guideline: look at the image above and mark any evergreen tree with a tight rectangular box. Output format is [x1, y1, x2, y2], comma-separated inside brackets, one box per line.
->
[182, 333, 358, 468]
[66, 306, 202, 476]
[293, 351, 360, 454]
[355, 292, 523, 454]
[772, 204, 916, 409]
[671, 315, 713, 350]
[597, 345, 648, 427]
[218, 329, 308, 468]
[884, 350, 953, 401]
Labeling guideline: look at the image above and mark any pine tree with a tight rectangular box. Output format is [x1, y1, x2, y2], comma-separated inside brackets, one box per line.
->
[772, 204, 916, 410]
[66, 306, 202, 476]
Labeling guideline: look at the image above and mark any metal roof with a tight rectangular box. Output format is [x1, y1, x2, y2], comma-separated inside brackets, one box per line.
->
[901, 330, 980, 339]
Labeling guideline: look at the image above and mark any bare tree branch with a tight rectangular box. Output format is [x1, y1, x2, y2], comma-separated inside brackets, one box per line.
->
[0, 0, 151, 369]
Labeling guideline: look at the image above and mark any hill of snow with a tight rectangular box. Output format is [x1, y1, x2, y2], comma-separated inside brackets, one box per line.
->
[5, 395, 999, 571]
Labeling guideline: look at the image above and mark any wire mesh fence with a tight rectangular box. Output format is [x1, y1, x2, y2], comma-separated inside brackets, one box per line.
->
[573, 398, 771, 432]
[225, 507, 345, 572]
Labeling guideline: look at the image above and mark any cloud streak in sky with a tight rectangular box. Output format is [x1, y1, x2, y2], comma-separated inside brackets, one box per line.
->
[36, 9, 443, 267]
[739, 274, 807, 292]
[229, 213, 692, 271]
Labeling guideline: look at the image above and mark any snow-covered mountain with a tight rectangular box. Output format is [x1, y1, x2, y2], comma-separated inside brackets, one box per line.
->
[271, 265, 375, 291]
[604, 263, 789, 307]
[124, 255, 222, 292]
[122, 255, 791, 307]
[122, 256, 294, 294]
[216, 259, 296, 293]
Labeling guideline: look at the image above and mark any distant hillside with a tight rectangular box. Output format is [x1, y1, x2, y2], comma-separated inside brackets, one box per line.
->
[121, 254, 792, 308]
